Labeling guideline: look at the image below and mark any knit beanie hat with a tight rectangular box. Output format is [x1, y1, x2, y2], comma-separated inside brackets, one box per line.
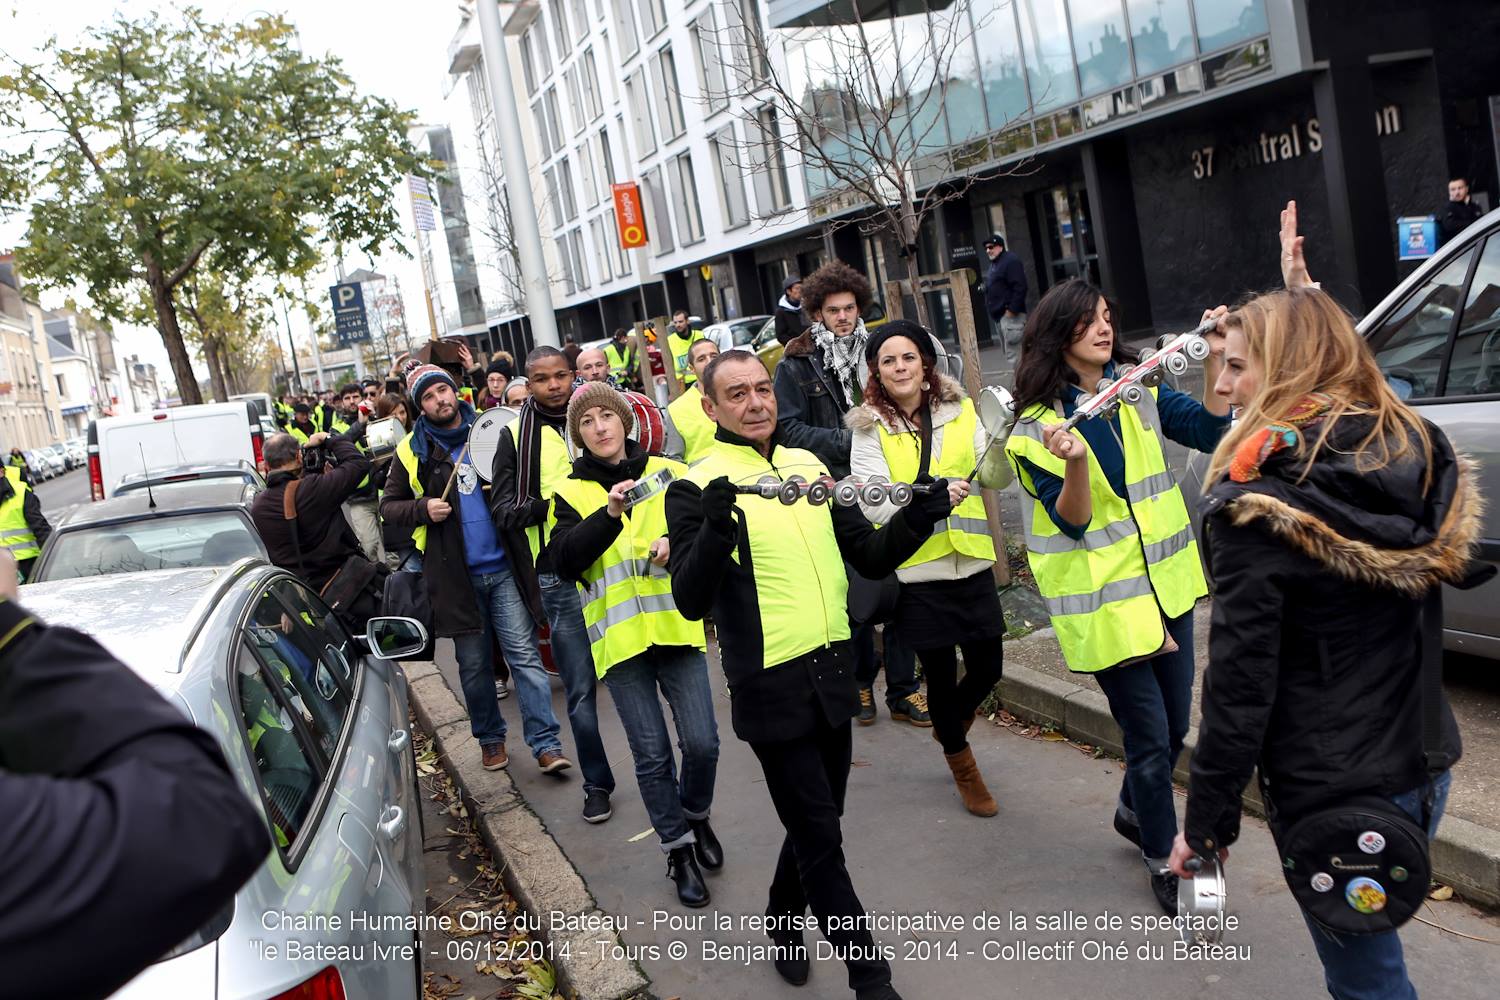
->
[566, 381, 633, 450]
[486, 356, 513, 379]
[406, 363, 458, 405]
[863, 319, 937, 368]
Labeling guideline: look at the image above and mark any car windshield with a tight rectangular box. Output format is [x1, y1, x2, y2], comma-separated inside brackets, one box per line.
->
[38, 511, 262, 581]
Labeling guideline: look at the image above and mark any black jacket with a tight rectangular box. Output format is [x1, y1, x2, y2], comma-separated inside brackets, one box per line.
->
[664, 427, 937, 742]
[1439, 199, 1484, 244]
[545, 444, 652, 583]
[1184, 418, 1476, 855]
[773, 330, 855, 477]
[0, 601, 267, 999]
[774, 296, 811, 345]
[378, 431, 485, 638]
[982, 250, 1027, 318]
[486, 402, 569, 626]
[0, 473, 51, 553]
[251, 436, 369, 591]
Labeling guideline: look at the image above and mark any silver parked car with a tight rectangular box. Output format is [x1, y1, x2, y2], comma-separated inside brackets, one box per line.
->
[18, 562, 429, 998]
[1360, 206, 1500, 659]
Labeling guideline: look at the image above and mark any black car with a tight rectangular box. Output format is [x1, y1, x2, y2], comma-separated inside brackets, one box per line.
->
[31, 479, 268, 583]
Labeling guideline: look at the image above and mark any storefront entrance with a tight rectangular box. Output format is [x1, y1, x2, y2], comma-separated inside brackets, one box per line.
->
[1030, 183, 1100, 293]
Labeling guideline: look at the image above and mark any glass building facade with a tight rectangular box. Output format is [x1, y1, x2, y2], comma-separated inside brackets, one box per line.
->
[780, 0, 1274, 200]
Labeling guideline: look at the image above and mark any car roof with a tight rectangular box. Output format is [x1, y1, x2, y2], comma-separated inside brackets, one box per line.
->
[54, 480, 259, 528]
[116, 461, 257, 483]
[17, 562, 271, 692]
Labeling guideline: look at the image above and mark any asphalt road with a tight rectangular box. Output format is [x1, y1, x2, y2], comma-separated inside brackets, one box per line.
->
[32, 466, 91, 519]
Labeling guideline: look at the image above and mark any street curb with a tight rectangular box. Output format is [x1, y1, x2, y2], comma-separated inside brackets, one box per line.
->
[403, 659, 654, 1000]
[996, 656, 1500, 908]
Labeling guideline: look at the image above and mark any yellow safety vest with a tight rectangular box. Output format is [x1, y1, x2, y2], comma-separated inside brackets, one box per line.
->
[0, 467, 39, 562]
[393, 434, 430, 553]
[667, 385, 717, 464]
[502, 421, 573, 561]
[288, 423, 313, 445]
[329, 414, 371, 489]
[550, 457, 703, 677]
[1003, 390, 1206, 673]
[684, 440, 849, 670]
[665, 330, 702, 386]
[604, 342, 636, 381]
[875, 398, 996, 569]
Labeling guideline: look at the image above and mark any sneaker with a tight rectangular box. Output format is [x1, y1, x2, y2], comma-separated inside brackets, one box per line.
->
[537, 750, 573, 774]
[1150, 871, 1179, 916]
[582, 789, 612, 824]
[481, 743, 508, 771]
[857, 686, 877, 726]
[889, 691, 933, 728]
[495, 678, 510, 700]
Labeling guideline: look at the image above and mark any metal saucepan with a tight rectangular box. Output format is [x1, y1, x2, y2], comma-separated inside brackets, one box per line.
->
[1178, 856, 1228, 945]
[467, 406, 519, 483]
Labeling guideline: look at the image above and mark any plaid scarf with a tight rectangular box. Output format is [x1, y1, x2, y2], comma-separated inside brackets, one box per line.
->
[1229, 393, 1333, 483]
[811, 318, 869, 407]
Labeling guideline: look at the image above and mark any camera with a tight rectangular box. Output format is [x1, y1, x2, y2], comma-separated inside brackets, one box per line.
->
[302, 444, 329, 472]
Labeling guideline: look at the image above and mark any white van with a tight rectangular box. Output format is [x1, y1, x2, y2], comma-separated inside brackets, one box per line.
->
[86, 402, 264, 501]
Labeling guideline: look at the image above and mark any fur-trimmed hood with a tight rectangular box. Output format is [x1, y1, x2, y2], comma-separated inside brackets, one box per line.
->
[1205, 417, 1485, 598]
[783, 328, 817, 358]
[844, 372, 966, 435]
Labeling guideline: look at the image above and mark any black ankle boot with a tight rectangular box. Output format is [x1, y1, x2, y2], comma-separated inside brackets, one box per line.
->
[666, 846, 709, 908]
[855, 986, 904, 1000]
[765, 914, 809, 986]
[689, 818, 723, 871]
[1150, 870, 1179, 916]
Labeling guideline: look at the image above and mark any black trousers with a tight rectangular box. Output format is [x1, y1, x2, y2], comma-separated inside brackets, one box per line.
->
[751, 714, 892, 993]
[913, 637, 1005, 755]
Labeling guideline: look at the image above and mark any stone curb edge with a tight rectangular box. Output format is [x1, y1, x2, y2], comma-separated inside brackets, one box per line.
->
[402, 659, 656, 1000]
[997, 650, 1500, 909]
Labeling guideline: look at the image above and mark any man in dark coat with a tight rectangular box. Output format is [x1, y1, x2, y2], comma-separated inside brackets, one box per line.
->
[251, 430, 370, 594]
[1439, 176, 1485, 245]
[0, 563, 267, 999]
[773, 274, 811, 345]
[380, 364, 570, 776]
[981, 233, 1027, 352]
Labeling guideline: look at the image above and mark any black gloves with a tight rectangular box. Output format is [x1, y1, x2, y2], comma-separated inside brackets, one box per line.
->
[700, 476, 738, 531]
[901, 477, 954, 530]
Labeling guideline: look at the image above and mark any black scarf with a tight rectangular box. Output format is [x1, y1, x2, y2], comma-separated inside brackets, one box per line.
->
[513, 397, 569, 507]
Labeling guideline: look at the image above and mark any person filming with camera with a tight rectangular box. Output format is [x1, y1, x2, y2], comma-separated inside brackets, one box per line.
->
[251, 429, 381, 625]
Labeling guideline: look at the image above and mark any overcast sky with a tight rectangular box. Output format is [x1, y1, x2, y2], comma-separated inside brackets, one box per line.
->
[0, 0, 460, 392]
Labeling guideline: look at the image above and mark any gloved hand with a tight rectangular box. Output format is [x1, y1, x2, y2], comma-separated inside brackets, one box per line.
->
[700, 476, 738, 531]
[901, 476, 954, 530]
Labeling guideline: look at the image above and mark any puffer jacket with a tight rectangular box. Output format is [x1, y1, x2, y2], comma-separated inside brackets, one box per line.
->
[1184, 416, 1481, 855]
[845, 372, 1013, 584]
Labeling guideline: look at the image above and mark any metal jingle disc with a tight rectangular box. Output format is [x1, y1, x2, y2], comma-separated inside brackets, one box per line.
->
[1185, 335, 1211, 361]
[1166, 352, 1189, 376]
[1121, 384, 1146, 405]
[888, 482, 914, 507]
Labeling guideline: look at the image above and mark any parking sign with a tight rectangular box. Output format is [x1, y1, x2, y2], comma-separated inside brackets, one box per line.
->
[329, 281, 371, 344]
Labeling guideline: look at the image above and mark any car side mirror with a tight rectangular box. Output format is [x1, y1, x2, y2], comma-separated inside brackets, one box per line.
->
[365, 616, 429, 660]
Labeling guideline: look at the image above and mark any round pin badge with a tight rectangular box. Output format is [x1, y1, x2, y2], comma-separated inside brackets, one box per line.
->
[1345, 877, 1388, 914]
[1310, 872, 1335, 893]
[1357, 830, 1387, 854]
[1390, 866, 1409, 883]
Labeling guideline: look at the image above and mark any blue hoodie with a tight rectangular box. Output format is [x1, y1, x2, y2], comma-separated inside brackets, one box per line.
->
[412, 403, 507, 576]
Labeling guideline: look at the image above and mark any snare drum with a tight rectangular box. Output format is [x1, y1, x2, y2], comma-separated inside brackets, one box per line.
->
[467, 407, 519, 482]
[622, 390, 666, 455]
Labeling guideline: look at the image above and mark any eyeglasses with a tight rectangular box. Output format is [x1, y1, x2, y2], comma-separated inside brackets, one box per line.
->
[363, 390, 379, 399]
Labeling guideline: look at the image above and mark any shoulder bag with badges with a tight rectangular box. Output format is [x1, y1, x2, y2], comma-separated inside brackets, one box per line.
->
[1269, 589, 1448, 935]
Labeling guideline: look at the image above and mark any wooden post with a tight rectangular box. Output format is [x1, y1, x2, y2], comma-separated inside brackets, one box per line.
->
[945, 269, 1011, 586]
[883, 280, 907, 321]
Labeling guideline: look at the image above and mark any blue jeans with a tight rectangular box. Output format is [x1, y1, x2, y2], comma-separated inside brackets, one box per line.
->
[1093, 609, 1196, 862]
[452, 567, 563, 759]
[539, 573, 615, 795]
[1301, 770, 1452, 1000]
[602, 645, 720, 850]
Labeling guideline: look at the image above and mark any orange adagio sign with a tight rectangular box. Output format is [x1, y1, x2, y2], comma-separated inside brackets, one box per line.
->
[612, 182, 648, 250]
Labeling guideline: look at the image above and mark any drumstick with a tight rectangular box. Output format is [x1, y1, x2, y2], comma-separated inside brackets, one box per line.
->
[440, 443, 470, 502]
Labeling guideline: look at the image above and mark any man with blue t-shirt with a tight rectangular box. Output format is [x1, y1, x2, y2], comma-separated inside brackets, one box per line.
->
[381, 364, 572, 776]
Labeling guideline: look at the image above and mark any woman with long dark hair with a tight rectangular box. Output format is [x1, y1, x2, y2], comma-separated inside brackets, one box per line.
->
[846, 320, 1014, 816]
[1003, 278, 1229, 913]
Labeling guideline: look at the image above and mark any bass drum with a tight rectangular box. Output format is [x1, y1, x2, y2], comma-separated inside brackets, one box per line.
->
[468, 406, 520, 483]
[622, 390, 666, 455]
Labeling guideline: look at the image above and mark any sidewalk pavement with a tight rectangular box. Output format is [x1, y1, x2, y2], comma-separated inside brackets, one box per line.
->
[414, 639, 1500, 1000]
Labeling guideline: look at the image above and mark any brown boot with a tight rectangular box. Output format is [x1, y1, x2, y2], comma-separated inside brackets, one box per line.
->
[944, 746, 998, 817]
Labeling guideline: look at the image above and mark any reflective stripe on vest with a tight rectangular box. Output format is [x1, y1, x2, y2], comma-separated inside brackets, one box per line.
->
[665, 331, 701, 386]
[0, 467, 39, 561]
[684, 442, 849, 670]
[394, 434, 429, 553]
[1002, 390, 1206, 673]
[550, 456, 702, 676]
[505, 421, 573, 561]
[667, 386, 716, 464]
[874, 397, 996, 570]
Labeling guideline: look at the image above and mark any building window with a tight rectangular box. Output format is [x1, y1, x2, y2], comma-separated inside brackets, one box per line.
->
[747, 105, 792, 214]
[544, 166, 564, 228]
[520, 30, 539, 94]
[569, 229, 591, 291]
[636, 0, 666, 40]
[549, 0, 571, 57]
[1069, 0, 1134, 97]
[613, 1, 638, 59]
[568, 0, 590, 43]
[597, 126, 617, 185]
[667, 151, 703, 245]
[1126, 0, 1196, 74]
[625, 69, 656, 156]
[972, 0, 1031, 128]
[708, 128, 749, 230]
[578, 140, 599, 209]
[534, 18, 554, 79]
[544, 86, 567, 150]
[558, 156, 579, 221]
[1191, 0, 1268, 53]
[1017, 0, 1080, 113]
[609, 208, 633, 274]
[691, 13, 729, 114]
[651, 46, 686, 141]
[642, 166, 674, 255]
[581, 48, 604, 121]
[532, 102, 553, 159]
[589, 216, 613, 282]
[564, 66, 586, 135]
[724, 0, 769, 86]
[555, 235, 576, 293]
